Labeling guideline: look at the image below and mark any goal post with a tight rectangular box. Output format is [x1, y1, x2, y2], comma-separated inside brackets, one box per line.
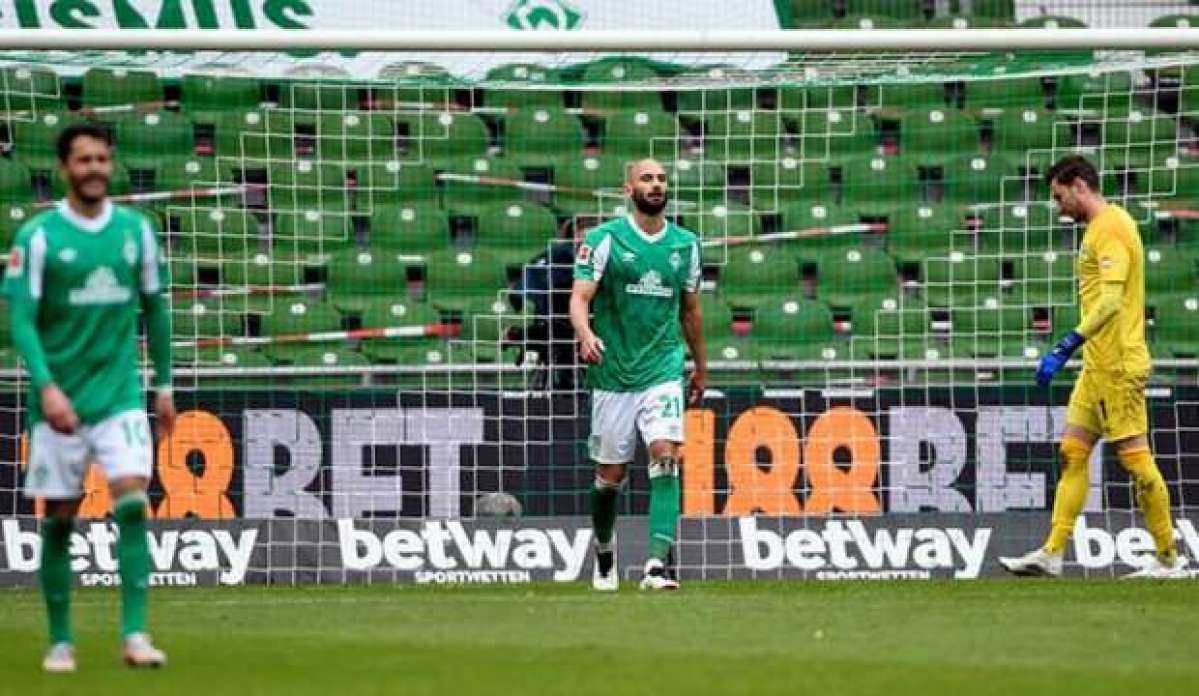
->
[0, 25, 1197, 585]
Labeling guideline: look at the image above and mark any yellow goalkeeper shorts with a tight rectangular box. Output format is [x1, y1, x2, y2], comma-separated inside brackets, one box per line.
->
[1065, 368, 1149, 442]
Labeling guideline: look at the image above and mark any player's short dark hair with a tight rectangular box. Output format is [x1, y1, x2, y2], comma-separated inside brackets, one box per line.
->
[56, 122, 112, 163]
[1045, 155, 1100, 191]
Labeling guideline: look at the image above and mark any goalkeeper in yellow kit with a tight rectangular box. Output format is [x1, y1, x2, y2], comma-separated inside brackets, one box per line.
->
[999, 155, 1187, 579]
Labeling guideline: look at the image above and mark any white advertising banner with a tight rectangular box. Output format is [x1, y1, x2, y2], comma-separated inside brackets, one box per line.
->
[0, 0, 787, 79]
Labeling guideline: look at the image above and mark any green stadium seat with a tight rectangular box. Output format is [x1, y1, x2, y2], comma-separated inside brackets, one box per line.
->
[474, 201, 558, 266]
[686, 201, 760, 240]
[603, 109, 680, 160]
[839, 155, 923, 215]
[923, 252, 1003, 307]
[275, 347, 371, 388]
[273, 209, 355, 257]
[580, 58, 665, 113]
[970, 0, 1016, 20]
[171, 207, 263, 258]
[1153, 294, 1199, 357]
[366, 204, 448, 254]
[700, 294, 735, 338]
[988, 108, 1057, 155]
[751, 296, 835, 359]
[1019, 15, 1087, 29]
[952, 301, 1034, 358]
[975, 202, 1069, 253]
[1100, 110, 1181, 166]
[845, 0, 923, 20]
[801, 107, 878, 156]
[180, 74, 261, 112]
[1011, 248, 1079, 306]
[855, 296, 934, 359]
[218, 254, 309, 291]
[358, 298, 442, 361]
[700, 110, 791, 162]
[898, 109, 981, 162]
[353, 159, 437, 209]
[269, 160, 352, 211]
[315, 112, 396, 161]
[552, 155, 626, 217]
[965, 78, 1047, 110]
[10, 111, 81, 171]
[173, 301, 243, 343]
[209, 109, 295, 160]
[778, 201, 860, 262]
[927, 15, 1013, 29]
[865, 82, 948, 110]
[390, 111, 489, 164]
[717, 246, 801, 308]
[750, 157, 830, 211]
[483, 63, 564, 110]
[277, 81, 362, 111]
[1145, 246, 1199, 300]
[111, 111, 195, 166]
[458, 296, 525, 363]
[82, 68, 162, 108]
[886, 205, 962, 265]
[326, 248, 412, 313]
[424, 249, 510, 311]
[261, 299, 342, 339]
[0, 204, 31, 247]
[504, 107, 586, 166]
[440, 157, 529, 217]
[940, 154, 1009, 205]
[827, 15, 903, 30]
[0, 158, 32, 203]
[788, 0, 835, 27]
[782, 83, 858, 111]
[671, 158, 727, 204]
[816, 247, 899, 308]
[675, 66, 755, 115]
[178, 349, 273, 388]
[153, 156, 220, 193]
[1055, 70, 1132, 112]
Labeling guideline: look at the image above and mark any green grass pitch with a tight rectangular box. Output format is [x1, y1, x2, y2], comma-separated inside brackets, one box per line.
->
[2, 580, 1197, 696]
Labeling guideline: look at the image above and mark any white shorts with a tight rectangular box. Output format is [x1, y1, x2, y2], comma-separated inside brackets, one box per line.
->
[24, 410, 154, 500]
[588, 381, 685, 464]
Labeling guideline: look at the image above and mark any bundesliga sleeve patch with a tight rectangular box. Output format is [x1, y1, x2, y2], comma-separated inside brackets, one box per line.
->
[6, 246, 23, 277]
[577, 244, 592, 264]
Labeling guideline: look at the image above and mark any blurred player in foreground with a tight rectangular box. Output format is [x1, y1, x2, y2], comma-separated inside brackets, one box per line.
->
[571, 158, 706, 591]
[5, 123, 175, 671]
[999, 155, 1186, 579]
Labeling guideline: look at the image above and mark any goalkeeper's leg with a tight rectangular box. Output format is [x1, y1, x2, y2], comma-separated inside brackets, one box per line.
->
[1114, 435, 1186, 579]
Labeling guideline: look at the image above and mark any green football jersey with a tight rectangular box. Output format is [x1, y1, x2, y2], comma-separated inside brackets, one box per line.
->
[4, 201, 170, 426]
[574, 215, 700, 392]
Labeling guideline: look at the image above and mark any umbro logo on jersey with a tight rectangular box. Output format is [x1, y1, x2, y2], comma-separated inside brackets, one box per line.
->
[68, 266, 132, 306]
[58, 248, 77, 263]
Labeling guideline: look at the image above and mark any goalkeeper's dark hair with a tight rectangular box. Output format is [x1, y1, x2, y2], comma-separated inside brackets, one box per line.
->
[1045, 155, 1099, 191]
[56, 122, 112, 163]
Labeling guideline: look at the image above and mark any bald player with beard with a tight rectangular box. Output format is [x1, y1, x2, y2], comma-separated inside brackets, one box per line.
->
[571, 159, 707, 591]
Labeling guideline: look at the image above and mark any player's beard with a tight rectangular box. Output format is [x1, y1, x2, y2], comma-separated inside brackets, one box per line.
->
[632, 188, 668, 216]
[69, 173, 109, 205]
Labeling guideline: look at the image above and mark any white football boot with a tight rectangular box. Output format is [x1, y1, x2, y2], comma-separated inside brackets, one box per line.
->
[122, 633, 167, 668]
[42, 643, 76, 673]
[998, 548, 1063, 577]
[1122, 555, 1191, 580]
[639, 558, 679, 591]
[591, 536, 619, 592]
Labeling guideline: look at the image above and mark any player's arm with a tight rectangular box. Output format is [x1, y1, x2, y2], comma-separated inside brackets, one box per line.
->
[137, 219, 176, 435]
[570, 231, 610, 364]
[1036, 230, 1131, 386]
[4, 229, 78, 432]
[680, 240, 705, 404]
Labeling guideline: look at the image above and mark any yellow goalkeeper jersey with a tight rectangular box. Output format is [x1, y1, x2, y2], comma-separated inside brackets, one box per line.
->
[1076, 203, 1151, 374]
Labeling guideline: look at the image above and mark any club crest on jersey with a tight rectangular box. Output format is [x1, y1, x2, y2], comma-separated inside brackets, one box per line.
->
[669, 251, 682, 270]
[69, 266, 132, 305]
[123, 238, 138, 266]
[6, 246, 23, 277]
[58, 248, 76, 263]
[625, 269, 674, 298]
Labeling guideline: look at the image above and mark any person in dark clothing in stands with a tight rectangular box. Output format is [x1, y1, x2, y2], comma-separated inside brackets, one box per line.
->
[507, 239, 578, 390]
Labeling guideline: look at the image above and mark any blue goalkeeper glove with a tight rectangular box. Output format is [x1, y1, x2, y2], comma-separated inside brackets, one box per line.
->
[1035, 331, 1085, 387]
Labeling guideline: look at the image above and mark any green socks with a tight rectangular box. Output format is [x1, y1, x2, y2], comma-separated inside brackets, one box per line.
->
[591, 477, 620, 548]
[648, 457, 681, 561]
[39, 517, 74, 646]
[114, 492, 150, 638]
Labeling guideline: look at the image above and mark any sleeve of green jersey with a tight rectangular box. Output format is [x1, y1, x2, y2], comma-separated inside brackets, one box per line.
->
[685, 239, 701, 293]
[573, 227, 611, 283]
[138, 217, 173, 390]
[3, 224, 54, 389]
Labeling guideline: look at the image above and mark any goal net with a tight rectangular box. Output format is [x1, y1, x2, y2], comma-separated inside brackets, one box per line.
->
[0, 30, 1197, 583]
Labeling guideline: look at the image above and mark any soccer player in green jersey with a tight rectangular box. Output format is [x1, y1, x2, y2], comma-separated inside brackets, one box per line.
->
[571, 158, 706, 591]
[5, 123, 175, 671]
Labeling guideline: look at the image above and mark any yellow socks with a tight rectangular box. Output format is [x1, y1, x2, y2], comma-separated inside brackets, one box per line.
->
[1044, 437, 1092, 556]
[1118, 447, 1177, 562]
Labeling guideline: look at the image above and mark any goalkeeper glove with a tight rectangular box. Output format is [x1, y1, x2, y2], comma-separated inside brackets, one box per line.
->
[1035, 331, 1084, 387]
